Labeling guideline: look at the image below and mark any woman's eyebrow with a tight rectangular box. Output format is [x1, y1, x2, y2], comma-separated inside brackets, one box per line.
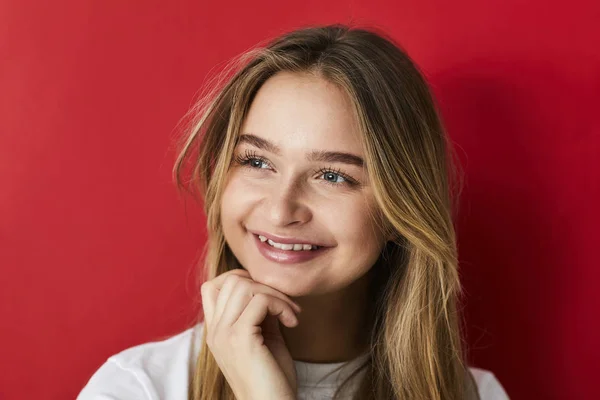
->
[237, 133, 364, 168]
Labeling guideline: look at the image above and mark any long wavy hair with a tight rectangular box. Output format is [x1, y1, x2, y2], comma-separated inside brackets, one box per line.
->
[172, 23, 479, 400]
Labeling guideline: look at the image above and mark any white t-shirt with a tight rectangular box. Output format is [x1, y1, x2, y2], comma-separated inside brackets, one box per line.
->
[77, 322, 509, 399]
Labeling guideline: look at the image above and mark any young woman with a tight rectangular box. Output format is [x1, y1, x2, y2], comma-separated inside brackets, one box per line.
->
[78, 24, 509, 400]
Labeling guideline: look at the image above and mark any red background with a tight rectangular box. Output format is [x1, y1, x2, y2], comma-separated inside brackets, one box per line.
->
[1, 1, 598, 399]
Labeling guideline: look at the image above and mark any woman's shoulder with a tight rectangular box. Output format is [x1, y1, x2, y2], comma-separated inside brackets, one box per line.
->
[77, 323, 204, 400]
[468, 366, 510, 400]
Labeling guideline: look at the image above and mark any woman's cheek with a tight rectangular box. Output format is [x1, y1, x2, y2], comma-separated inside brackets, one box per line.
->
[225, 174, 257, 203]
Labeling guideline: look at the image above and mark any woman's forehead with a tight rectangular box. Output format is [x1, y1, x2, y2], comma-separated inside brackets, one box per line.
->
[240, 72, 363, 156]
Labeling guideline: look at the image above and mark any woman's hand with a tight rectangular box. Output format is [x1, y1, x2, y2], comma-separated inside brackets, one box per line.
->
[201, 268, 302, 400]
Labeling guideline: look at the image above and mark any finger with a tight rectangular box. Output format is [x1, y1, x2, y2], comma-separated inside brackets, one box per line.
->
[218, 278, 298, 327]
[201, 269, 250, 326]
[211, 269, 302, 313]
[251, 284, 302, 314]
[211, 268, 251, 289]
[213, 274, 244, 324]
[237, 292, 299, 329]
[217, 280, 254, 327]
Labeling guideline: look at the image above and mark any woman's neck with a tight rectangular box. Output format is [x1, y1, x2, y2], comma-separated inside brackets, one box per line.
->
[280, 269, 374, 363]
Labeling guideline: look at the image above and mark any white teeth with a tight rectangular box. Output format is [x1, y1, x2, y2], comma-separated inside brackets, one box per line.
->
[260, 235, 316, 251]
[267, 239, 282, 249]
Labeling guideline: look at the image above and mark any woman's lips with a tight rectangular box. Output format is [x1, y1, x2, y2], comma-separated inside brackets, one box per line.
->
[252, 233, 330, 264]
[248, 229, 330, 247]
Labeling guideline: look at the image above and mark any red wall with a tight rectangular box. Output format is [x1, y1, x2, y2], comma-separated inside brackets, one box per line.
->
[1, 1, 598, 399]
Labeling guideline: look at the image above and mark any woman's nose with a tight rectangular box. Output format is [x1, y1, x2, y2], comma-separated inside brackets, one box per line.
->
[264, 180, 312, 227]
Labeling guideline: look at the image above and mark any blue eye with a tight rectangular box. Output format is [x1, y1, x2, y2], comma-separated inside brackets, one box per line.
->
[233, 150, 271, 170]
[248, 158, 268, 169]
[316, 167, 358, 187]
[321, 171, 346, 184]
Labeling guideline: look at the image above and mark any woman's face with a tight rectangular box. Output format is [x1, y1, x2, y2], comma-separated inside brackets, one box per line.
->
[220, 71, 387, 297]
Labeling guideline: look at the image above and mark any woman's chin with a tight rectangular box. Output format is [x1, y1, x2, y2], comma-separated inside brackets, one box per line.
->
[245, 267, 313, 297]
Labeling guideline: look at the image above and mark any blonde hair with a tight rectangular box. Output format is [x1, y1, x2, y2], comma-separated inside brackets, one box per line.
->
[172, 23, 479, 400]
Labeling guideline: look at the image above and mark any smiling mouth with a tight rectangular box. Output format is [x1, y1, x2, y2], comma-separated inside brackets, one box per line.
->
[252, 232, 331, 265]
[255, 234, 321, 251]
